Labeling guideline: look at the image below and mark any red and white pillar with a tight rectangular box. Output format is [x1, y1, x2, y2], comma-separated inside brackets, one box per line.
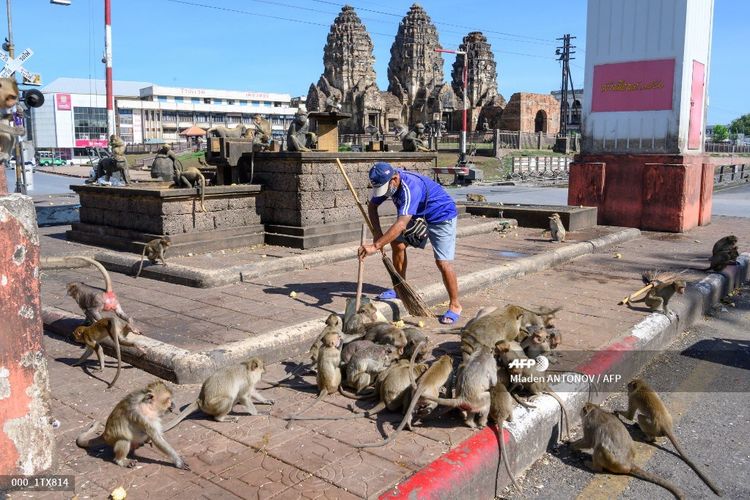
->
[104, 0, 115, 138]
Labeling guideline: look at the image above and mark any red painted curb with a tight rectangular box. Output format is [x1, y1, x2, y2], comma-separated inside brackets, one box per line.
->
[380, 426, 510, 499]
[382, 335, 641, 499]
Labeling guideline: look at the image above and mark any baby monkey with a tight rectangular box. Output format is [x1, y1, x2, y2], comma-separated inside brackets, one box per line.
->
[72, 317, 144, 388]
[135, 237, 171, 278]
[466, 193, 487, 203]
[542, 213, 566, 242]
[76, 380, 188, 469]
[617, 378, 722, 496]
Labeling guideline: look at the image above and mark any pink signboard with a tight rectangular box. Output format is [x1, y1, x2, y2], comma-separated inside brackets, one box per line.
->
[75, 139, 109, 148]
[55, 93, 72, 111]
[591, 59, 675, 112]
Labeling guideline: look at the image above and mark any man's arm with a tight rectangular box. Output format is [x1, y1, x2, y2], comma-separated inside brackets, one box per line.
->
[374, 215, 411, 250]
[368, 202, 383, 241]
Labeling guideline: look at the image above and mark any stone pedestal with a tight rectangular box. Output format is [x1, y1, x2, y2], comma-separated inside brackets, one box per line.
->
[568, 154, 713, 232]
[253, 151, 437, 248]
[68, 184, 264, 256]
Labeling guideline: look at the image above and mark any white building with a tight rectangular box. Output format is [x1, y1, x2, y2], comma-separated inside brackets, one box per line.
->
[31, 78, 298, 162]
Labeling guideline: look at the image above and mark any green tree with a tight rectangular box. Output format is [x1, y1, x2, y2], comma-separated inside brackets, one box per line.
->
[712, 124, 729, 142]
[728, 113, 750, 135]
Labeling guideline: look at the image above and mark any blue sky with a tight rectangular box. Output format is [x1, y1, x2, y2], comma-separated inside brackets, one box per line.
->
[10, 0, 748, 125]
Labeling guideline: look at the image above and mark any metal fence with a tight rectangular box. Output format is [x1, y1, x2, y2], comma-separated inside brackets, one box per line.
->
[706, 142, 750, 154]
[714, 163, 749, 185]
[508, 155, 572, 181]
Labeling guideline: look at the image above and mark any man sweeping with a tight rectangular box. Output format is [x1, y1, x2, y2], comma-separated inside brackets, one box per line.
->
[358, 162, 462, 325]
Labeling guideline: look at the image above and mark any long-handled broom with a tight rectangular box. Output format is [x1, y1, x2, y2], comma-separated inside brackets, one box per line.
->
[335, 158, 433, 318]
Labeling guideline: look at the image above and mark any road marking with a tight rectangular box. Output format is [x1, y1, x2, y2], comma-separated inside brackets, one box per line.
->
[574, 357, 719, 500]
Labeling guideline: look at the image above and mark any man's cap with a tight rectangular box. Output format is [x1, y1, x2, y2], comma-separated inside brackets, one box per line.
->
[369, 162, 396, 198]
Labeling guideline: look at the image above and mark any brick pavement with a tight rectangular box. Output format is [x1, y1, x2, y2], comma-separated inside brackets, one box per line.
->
[21, 216, 750, 499]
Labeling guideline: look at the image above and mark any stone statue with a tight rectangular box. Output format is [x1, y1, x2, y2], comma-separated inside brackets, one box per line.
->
[150, 144, 180, 181]
[286, 111, 318, 152]
[93, 135, 131, 184]
[207, 124, 251, 139]
[250, 114, 272, 151]
[401, 122, 432, 152]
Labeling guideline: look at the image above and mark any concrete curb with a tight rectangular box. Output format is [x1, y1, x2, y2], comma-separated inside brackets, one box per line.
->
[92, 219, 512, 288]
[380, 254, 749, 500]
[41, 226, 641, 384]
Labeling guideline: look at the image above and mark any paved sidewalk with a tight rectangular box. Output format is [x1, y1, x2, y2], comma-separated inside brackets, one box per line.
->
[22, 216, 750, 499]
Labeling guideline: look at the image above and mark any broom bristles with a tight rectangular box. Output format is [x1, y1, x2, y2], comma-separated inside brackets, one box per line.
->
[381, 253, 434, 317]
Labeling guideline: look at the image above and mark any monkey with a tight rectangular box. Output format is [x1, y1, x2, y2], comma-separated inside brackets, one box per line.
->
[402, 327, 429, 362]
[76, 380, 189, 469]
[489, 366, 521, 493]
[135, 237, 171, 278]
[548, 213, 566, 242]
[173, 165, 206, 212]
[458, 305, 527, 362]
[571, 402, 684, 499]
[341, 339, 377, 366]
[67, 281, 133, 326]
[0, 77, 24, 165]
[345, 343, 401, 394]
[616, 378, 722, 496]
[72, 317, 144, 388]
[695, 236, 739, 272]
[343, 302, 383, 335]
[627, 271, 686, 316]
[309, 313, 343, 365]
[521, 329, 551, 359]
[353, 354, 453, 448]
[362, 322, 408, 350]
[285, 331, 343, 425]
[163, 358, 272, 431]
[207, 124, 251, 139]
[421, 346, 497, 428]
[466, 193, 487, 203]
[711, 235, 737, 256]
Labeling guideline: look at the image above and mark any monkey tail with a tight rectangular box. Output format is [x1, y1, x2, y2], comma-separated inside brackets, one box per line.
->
[285, 390, 328, 428]
[421, 393, 471, 410]
[408, 340, 427, 390]
[338, 387, 376, 399]
[353, 387, 424, 449]
[666, 431, 723, 496]
[629, 466, 685, 500]
[135, 245, 148, 278]
[544, 391, 571, 442]
[162, 401, 200, 432]
[495, 423, 520, 493]
[76, 421, 106, 448]
[43, 255, 113, 292]
[107, 320, 122, 389]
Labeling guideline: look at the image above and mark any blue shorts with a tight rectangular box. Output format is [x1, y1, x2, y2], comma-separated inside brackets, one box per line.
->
[397, 216, 457, 261]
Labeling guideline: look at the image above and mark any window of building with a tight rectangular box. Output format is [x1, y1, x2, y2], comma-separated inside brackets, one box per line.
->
[241, 114, 253, 124]
[263, 101, 272, 107]
[227, 99, 235, 105]
[252, 101, 260, 106]
[117, 109, 133, 125]
[214, 99, 223, 105]
[196, 113, 208, 123]
[157, 96, 168, 102]
[178, 111, 194, 122]
[273, 102, 283, 107]
[162, 111, 177, 122]
[227, 115, 241, 124]
[240, 100, 248, 106]
[192, 97, 200, 103]
[73, 106, 108, 141]
[211, 113, 225, 123]
[203, 98, 211, 104]
[174, 97, 184, 103]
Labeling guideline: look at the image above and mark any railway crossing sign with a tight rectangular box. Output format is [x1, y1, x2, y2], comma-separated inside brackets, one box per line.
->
[0, 48, 42, 85]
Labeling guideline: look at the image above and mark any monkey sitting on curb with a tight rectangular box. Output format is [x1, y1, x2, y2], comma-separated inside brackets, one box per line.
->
[164, 358, 273, 430]
[699, 235, 739, 272]
[571, 402, 683, 499]
[616, 378, 722, 496]
[76, 380, 189, 469]
[135, 237, 171, 278]
[72, 317, 145, 388]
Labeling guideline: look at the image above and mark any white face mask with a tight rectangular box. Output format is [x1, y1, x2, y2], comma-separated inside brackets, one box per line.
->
[385, 184, 397, 198]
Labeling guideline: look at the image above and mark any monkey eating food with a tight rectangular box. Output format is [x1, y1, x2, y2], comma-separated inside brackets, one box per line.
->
[626, 271, 686, 316]
[76, 380, 189, 469]
[135, 237, 171, 278]
[164, 358, 272, 430]
[72, 317, 144, 388]
[571, 402, 684, 499]
[617, 378, 722, 496]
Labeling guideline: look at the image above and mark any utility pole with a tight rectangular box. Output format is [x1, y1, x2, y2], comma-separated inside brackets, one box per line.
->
[556, 34, 576, 137]
[104, 0, 114, 138]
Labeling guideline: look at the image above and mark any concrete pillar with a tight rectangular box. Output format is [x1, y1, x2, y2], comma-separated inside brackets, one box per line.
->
[0, 165, 7, 195]
[0, 194, 55, 475]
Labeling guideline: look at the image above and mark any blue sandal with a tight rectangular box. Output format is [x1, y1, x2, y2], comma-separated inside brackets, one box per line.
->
[377, 289, 397, 300]
[439, 310, 461, 325]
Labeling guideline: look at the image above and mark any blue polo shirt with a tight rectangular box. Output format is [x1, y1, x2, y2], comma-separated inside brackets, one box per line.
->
[371, 170, 458, 224]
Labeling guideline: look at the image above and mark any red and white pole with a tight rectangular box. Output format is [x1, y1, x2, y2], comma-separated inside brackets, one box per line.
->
[435, 48, 468, 162]
[104, 0, 114, 138]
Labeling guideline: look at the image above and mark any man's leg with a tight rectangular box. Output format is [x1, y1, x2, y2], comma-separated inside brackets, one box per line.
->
[391, 240, 408, 278]
[436, 259, 461, 316]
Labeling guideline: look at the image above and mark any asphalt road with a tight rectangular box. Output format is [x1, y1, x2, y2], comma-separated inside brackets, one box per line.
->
[4, 168, 86, 196]
[499, 285, 750, 500]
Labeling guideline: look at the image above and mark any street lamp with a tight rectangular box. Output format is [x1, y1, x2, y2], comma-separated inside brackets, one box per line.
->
[435, 48, 468, 163]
